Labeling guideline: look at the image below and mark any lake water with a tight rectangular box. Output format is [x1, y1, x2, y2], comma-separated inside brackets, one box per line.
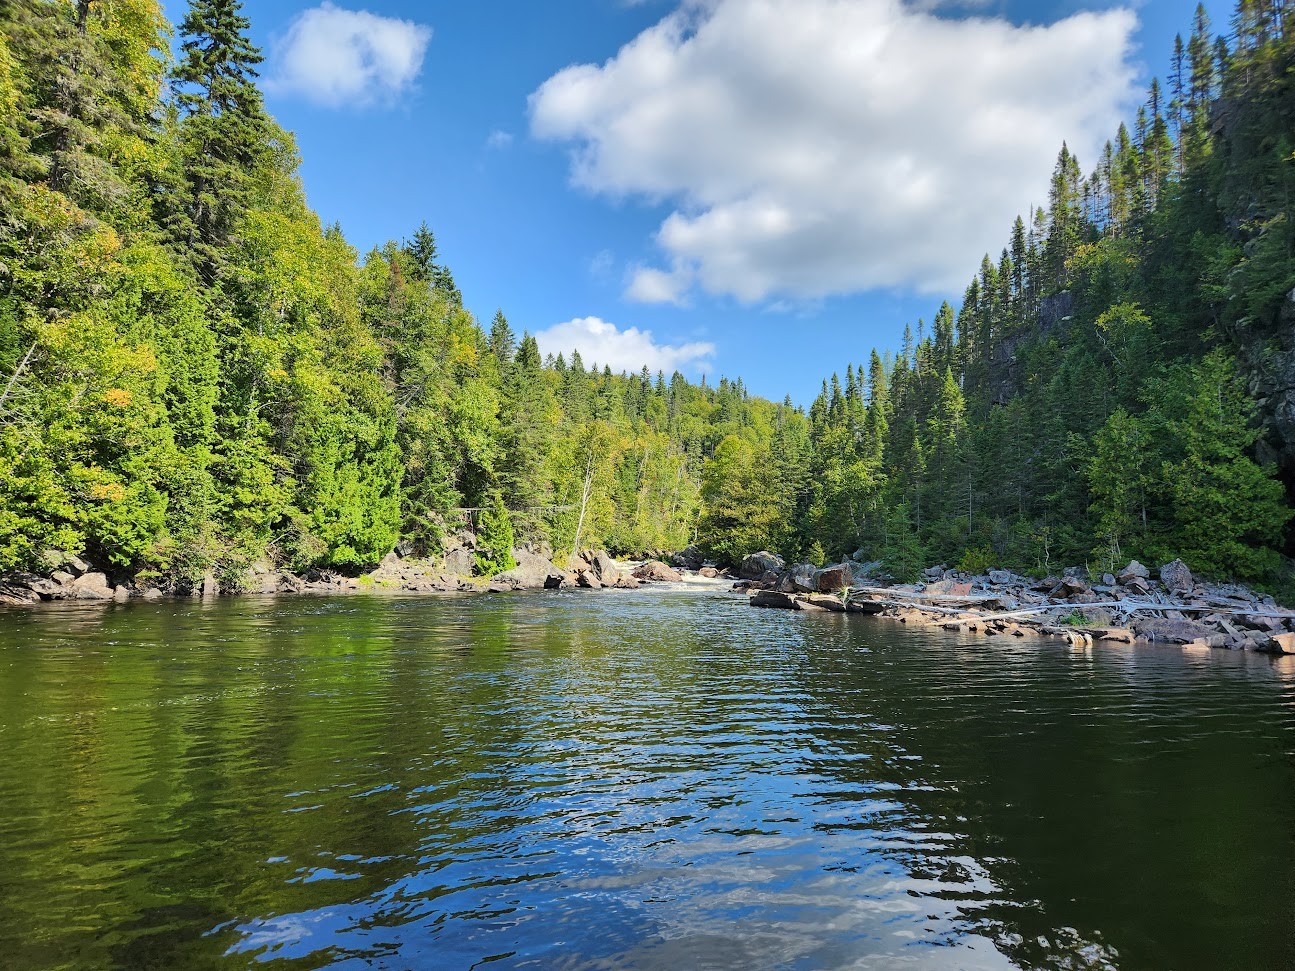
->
[1, 586, 1292, 970]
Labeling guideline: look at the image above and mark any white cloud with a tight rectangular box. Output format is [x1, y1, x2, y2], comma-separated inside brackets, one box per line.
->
[530, 0, 1138, 302]
[534, 316, 714, 374]
[486, 129, 514, 149]
[270, 3, 431, 108]
[625, 265, 691, 305]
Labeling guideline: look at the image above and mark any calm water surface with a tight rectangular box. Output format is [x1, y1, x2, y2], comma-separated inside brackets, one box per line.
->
[1, 587, 1293, 970]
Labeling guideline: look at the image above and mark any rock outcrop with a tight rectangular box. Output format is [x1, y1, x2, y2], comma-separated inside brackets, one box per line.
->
[739, 551, 785, 580]
[633, 560, 682, 583]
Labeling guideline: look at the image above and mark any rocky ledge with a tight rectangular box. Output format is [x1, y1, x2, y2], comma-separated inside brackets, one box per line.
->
[740, 553, 1295, 656]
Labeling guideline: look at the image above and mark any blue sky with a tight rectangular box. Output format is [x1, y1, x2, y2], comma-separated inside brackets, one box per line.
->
[165, 0, 1232, 404]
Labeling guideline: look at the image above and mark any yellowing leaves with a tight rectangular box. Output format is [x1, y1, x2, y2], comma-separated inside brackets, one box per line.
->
[89, 482, 127, 503]
[102, 388, 133, 408]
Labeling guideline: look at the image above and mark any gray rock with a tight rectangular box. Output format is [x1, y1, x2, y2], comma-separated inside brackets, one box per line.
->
[750, 590, 802, 610]
[576, 571, 603, 589]
[739, 551, 785, 579]
[14, 573, 60, 598]
[67, 573, 113, 600]
[442, 547, 475, 577]
[1134, 618, 1217, 644]
[699, 567, 720, 579]
[590, 551, 621, 583]
[789, 563, 818, 593]
[1160, 559, 1194, 593]
[613, 576, 642, 590]
[495, 550, 569, 590]
[670, 546, 705, 571]
[1117, 560, 1150, 582]
[923, 565, 947, 580]
[988, 570, 1017, 586]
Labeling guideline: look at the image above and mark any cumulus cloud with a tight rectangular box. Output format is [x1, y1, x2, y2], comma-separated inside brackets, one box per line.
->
[625, 265, 692, 305]
[270, 3, 431, 107]
[533, 316, 714, 373]
[530, 0, 1138, 302]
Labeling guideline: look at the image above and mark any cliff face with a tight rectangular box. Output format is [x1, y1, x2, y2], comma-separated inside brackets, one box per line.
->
[986, 291, 1074, 406]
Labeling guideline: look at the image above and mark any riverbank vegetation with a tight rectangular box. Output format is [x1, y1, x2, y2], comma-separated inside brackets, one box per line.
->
[0, 0, 1292, 597]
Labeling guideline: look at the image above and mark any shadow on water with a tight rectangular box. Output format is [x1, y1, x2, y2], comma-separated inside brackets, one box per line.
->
[0, 590, 1292, 970]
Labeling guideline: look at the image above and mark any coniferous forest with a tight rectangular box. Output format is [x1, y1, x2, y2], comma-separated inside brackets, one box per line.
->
[1, 0, 1293, 598]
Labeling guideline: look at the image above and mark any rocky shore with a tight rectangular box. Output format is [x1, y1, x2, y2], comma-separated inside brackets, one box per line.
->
[735, 551, 1295, 656]
[0, 530, 694, 608]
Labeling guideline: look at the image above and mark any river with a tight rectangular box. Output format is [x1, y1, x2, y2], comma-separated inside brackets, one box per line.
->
[0, 586, 1292, 970]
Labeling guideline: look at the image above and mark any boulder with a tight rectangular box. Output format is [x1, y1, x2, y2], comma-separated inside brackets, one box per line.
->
[750, 590, 802, 610]
[739, 551, 785, 580]
[566, 553, 593, 575]
[789, 563, 818, 593]
[67, 573, 113, 601]
[378, 551, 401, 572]
[851, 559, 884, 578]
[12, 573, 60, 598]
[590, 551, 622, 583]
[699, 568, 720, 579]
[1159, 559, 1194, 593]
[633, 560, 683, 583]
[923, 565, 948, 581]
[1117, 560, 1150, 583]
[613, 576, 642, 590]
[670, 546, 705, 571]
[814, 563, 855, 593]
[1050, 576, 1092, 599]
[1261, 632, 1295, 654]
[0, 580, 40, 605]
[442, 546, 475, 577]
[543, 574, 565, 590]
[495, 550, 570, 590]
[576, 571, 603, 589]
[1133, 618, 1217, 644]
[988, 570, 1018, 586]
[1123, 576, 1151, 596]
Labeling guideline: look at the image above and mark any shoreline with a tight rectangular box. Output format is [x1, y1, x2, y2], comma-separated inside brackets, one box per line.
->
[0, 548, 726, 610]
[736, 553, 1295, 657]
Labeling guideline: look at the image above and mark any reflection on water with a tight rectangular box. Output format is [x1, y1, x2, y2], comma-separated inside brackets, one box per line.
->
[0, 589, 1292, 970]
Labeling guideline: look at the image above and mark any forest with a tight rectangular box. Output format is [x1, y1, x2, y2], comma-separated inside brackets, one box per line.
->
[0, 0, 1292, 597]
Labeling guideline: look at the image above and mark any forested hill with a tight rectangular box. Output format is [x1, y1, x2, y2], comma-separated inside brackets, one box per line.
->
[702, 1, 1295, 597]
[0, 1, 1292, 598]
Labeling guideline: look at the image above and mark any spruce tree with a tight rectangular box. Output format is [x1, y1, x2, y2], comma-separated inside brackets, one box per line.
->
[167, 0, 269, 281]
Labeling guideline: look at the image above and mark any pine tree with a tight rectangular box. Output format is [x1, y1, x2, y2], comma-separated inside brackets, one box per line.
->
[165, 0, 270, 281]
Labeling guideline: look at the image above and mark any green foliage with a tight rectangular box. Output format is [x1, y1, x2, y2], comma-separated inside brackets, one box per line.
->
[474, 495, 516, 577]
[956, 547, 998, 575]
[0, 0, 1292, 597]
